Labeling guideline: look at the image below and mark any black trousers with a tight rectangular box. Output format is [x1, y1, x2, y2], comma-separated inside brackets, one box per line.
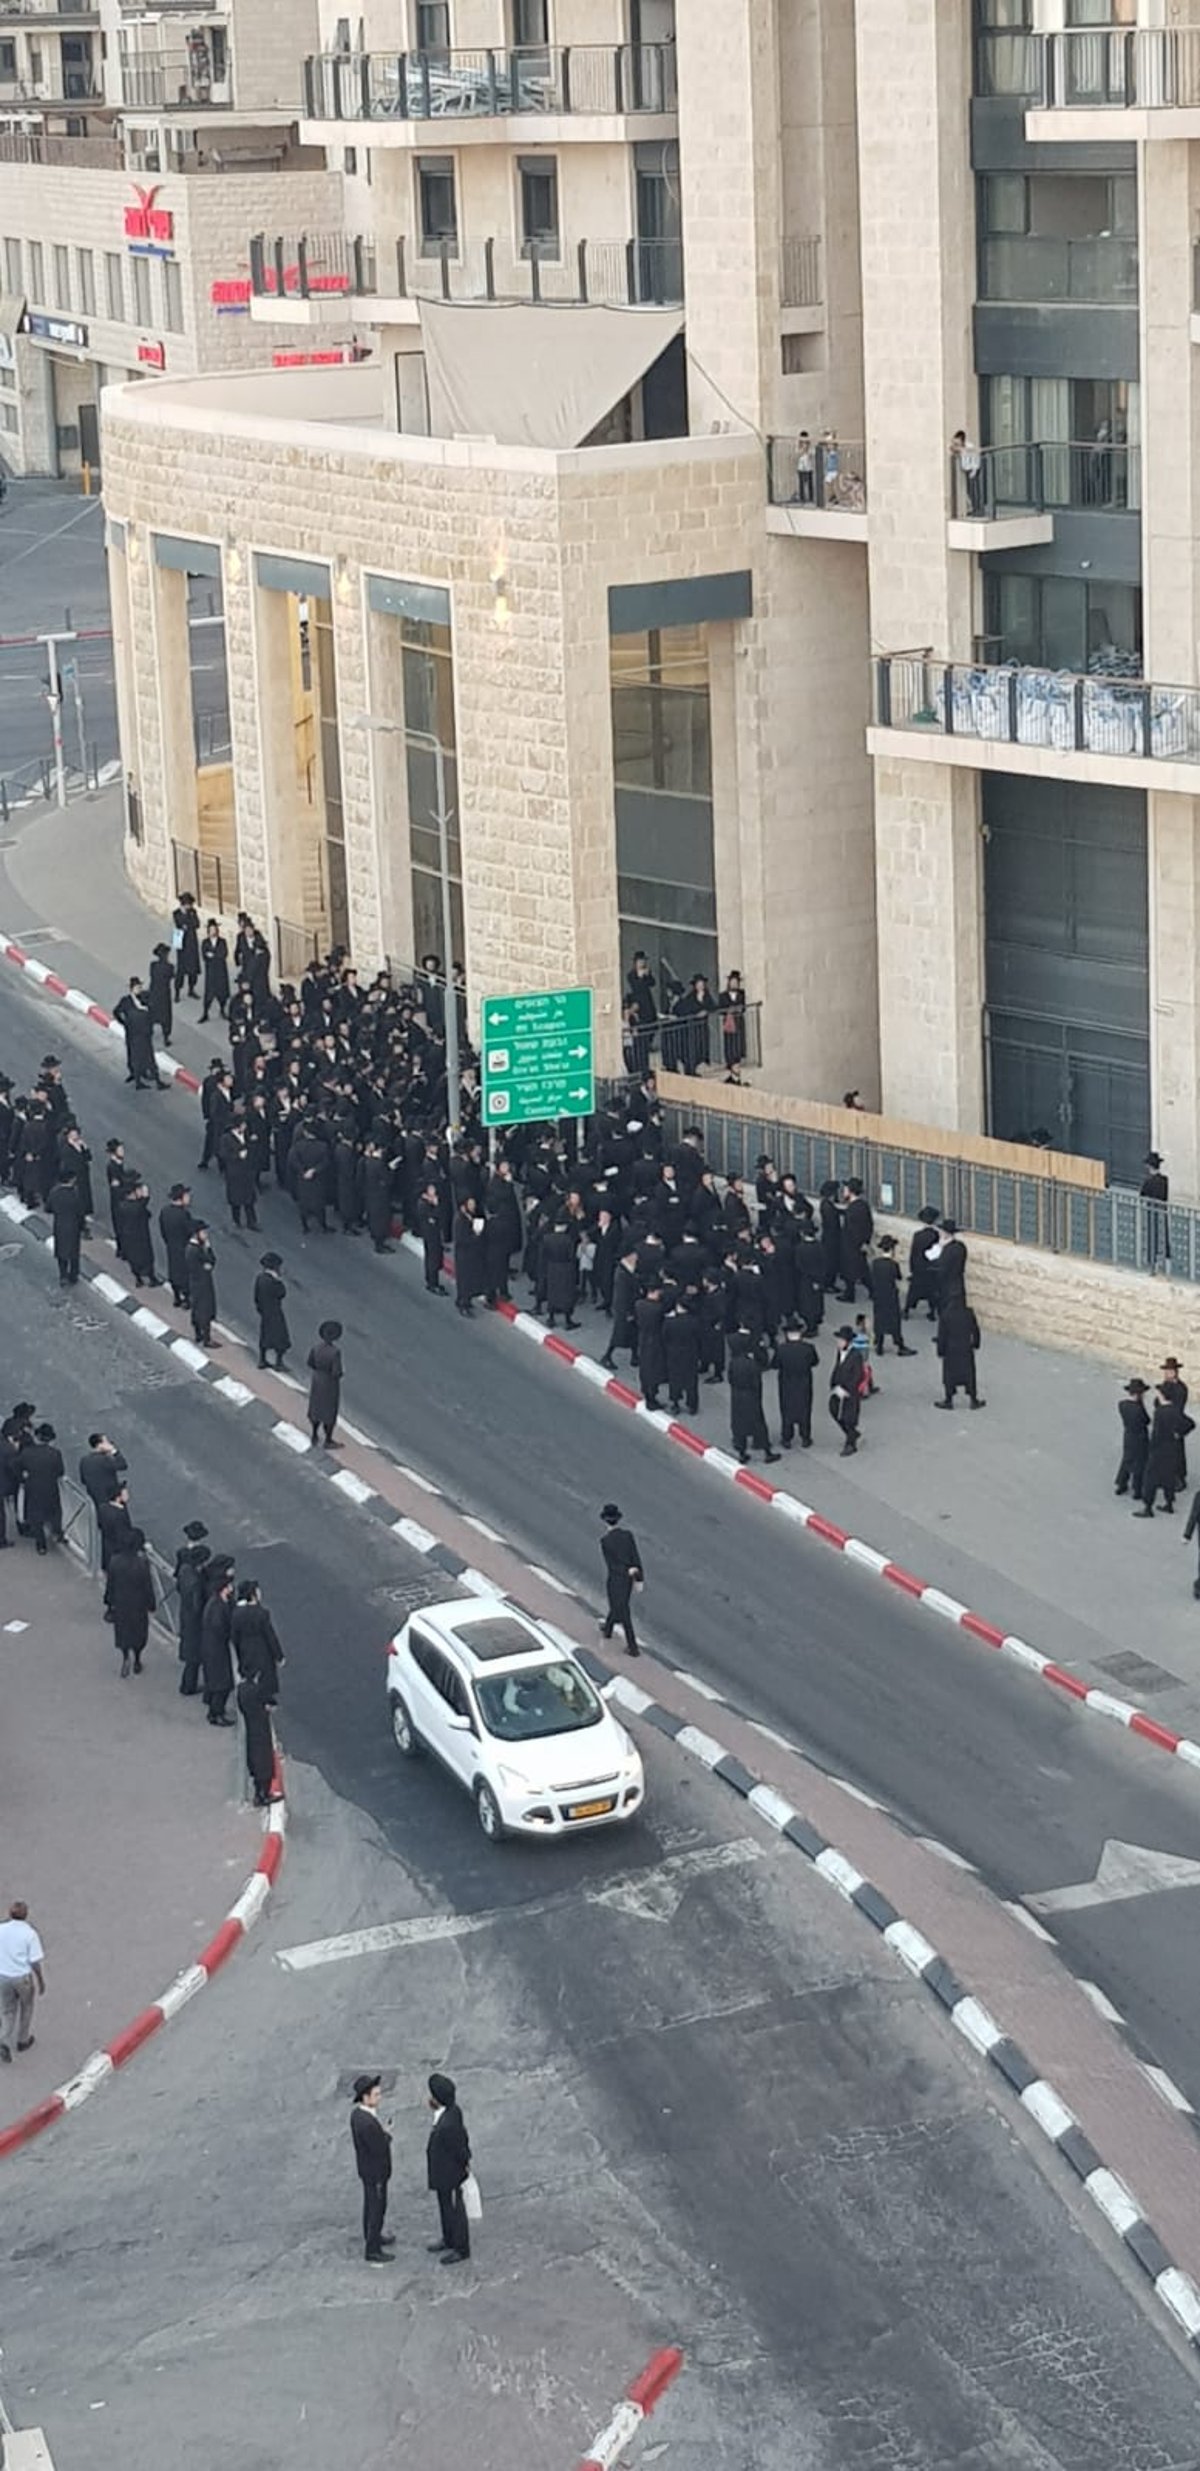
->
[780, 1387, 812, 1446]
[362, 2177, 389, 2256]
[602, 1576, 639, 1653]
[206, 1686, 230, 1720]
[437, 2184, 469, 2258]
[1116, 1442, 1148, 1497]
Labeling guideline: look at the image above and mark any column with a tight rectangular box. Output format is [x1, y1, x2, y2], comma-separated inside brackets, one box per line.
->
[874, 760, 984, 1130]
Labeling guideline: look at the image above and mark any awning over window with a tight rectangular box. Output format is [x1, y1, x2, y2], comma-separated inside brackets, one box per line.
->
[417, 297, 683, 451]
[0, 291, 26, 338]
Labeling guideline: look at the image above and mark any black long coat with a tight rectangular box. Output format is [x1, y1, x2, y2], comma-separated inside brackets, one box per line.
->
[634, 1295, 666, 1391]
[201, 1592, 234, 1693]
[937, 1301, 981, 1390]
[201, 934, 230, 1006]
[728, 1338, 769, 1448]
[115, 1191, 156, 1281]
[426, 2100, 471, 2194]
[306, 1337, 343, 1428]
[186, 1239, 217, 1328]
[107, 1544, 155, 1656]
[19, 1439, 63, 1528]
[452, 1211, 485, 1304]
[175, 1546, 209, 1663]
[542, 1224, 578, 1314]
[254, 1268, 291, 1356]
[232, 1599, 284, 1702]
[775, 1331, 817, 1418]
[237, 1676, 275, 1789]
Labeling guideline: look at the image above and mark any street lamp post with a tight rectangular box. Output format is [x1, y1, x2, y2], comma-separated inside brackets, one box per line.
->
[347, 711, 461, 1141]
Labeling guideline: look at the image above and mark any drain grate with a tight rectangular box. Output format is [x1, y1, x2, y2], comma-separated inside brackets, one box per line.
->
[1096, 1648, 1182, 1697]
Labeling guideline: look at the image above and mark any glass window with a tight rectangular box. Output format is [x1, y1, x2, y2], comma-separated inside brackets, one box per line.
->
[161, 257, 183, 331]
[28, 241, 44, 304]
[980, 174, 1026, 235]
[131, 254, 152, 324]
[105, 250, 124, 321]
[210, 25, 228, 81]
[475, 1662, 604, 1742]
[399, 610, 463, 976]
[518, 155, 559, 257]
[52, 246, 70, 312]
[0, 41, 16, 79]
[976, 0, 1030, 21]
[511, 0, 548, 42]
[3, 236, 19, 293]
[415, 1, 450, 48]
[416, 154, 457, 253]
[75, 249, 95, 316]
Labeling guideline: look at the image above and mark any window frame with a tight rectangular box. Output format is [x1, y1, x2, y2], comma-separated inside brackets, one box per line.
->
[517, 152, 559, 260]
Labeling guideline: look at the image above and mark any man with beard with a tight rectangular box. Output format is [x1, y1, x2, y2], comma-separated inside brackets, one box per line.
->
[158, 1183, 197, 1308]
[254, 1252, 291, 1370]
[114, 1177, 161, 1289]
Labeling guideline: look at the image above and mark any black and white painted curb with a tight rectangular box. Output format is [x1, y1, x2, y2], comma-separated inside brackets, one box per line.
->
[6, 1186, 1200, 2353]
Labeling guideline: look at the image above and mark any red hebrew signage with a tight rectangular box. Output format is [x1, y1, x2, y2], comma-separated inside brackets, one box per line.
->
[137, 338, 166, 369]
[125, 185, 174, 251]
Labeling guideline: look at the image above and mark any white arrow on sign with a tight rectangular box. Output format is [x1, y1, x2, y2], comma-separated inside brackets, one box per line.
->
[1027, 1839, 1200, 1916]
[568, 1042, 589, 1059]
[567, 1086, 590, 1101]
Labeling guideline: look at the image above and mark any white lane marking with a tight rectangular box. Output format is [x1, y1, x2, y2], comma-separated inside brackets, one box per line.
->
[395, 1463, 440, 1495]
[675, 1669, 725, 1703]
[213, 1376, 253, 1407]
[591, 1838, 762, 1924]
[393, 1515, 438, 1554]
[950, 1996, 1003, 2056]
[339, 1416, 374, 1446]
[1003, 1901, 1055, 1942]
[1141, 2064, 1195, 2115]
[130, 1306, 169, 1338]
[463, 1514, 502, 1544]
[170, 1338, 210, 1372]
[1084, 2167, 1142, 2239]
[830, 1776, 884, 1812]
[528, 1563, 571, 1595]
[1028, 1839, 1200, 1916]
[916, 1835, 977, 1873]
[329, 1468, 375, 1506]
[272, 1421, 311, 1454]
[92, 1270, 131, 1303]
[1021, 2079, 1077, 2142]
[1078, 1980, 1124, 2026]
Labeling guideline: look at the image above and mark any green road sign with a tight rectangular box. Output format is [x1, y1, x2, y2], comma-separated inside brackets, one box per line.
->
[481, 986, 595, 1128]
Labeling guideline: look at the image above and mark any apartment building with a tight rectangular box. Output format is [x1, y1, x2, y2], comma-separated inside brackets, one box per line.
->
[102, 0, 1200, 1184]
[0, 0, 343, 475]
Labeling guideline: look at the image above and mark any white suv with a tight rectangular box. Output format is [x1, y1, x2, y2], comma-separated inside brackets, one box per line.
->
[385, 1597, 645, 1842]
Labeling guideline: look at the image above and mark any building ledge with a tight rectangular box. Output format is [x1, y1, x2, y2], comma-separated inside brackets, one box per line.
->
[947, 511, 1055, 552]
[766, 502, 867, 543]
[779, 301, 823, 337]
[248, 292, 362, 328]
[867, 721, 1200, 798]
[298, 108, 676, 149]
[1025, 103, 1200, 142]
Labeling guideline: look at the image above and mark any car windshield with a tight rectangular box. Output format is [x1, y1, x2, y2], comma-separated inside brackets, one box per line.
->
[474, 1660, 603, 1742]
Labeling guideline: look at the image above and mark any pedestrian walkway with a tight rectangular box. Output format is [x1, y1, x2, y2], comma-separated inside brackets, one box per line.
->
[0, 1537, 256, 2137]
[6, 790, 1200, 1733]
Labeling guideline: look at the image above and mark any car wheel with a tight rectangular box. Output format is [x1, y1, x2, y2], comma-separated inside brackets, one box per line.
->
[475, 1781, 504, 1842]
[390, 1693, 419, 1757]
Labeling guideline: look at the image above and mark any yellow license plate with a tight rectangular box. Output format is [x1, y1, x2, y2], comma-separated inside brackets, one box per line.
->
[567, 1797, 616, 1820]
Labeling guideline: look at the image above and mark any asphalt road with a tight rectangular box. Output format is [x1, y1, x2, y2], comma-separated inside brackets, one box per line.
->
[3, 1233, 1199, 2471]
[7, 964, 1200, 2131]
[0, 480, 115, 784]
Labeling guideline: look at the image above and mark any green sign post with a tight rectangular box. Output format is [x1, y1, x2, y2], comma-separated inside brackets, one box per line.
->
[480, 986, 595, 1128]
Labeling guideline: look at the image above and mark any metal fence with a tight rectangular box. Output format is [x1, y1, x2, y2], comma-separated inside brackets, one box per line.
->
[874, 652, 1200, 767]
[172, 840, 240, 915]
[274, 915, 324, 981]
[303, 41, 677, 122]
[1042, 27, 1200, 113]
[950, 438, 1140, 522]
[767, 435, 867, 513]
[626, 1095, 1191, 1283]
[59, 1476, 180, 1638]
[249, 227, 684, 309]
[625, 1003, 763, 1078]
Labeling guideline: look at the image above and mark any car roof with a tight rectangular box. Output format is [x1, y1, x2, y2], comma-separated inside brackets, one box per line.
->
[399, 1597, 568, 1674]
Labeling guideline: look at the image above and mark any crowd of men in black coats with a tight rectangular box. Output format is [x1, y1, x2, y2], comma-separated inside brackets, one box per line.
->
[1, 1394, 284, 1804]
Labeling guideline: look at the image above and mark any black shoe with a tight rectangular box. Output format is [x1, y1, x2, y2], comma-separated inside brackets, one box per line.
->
[898, 1345, 916, 1357]
[427, 2241, 452, 2253]
[969, 1398, 987, 1410]
[1133, 1507, 1154, 1518]
[800, 1436, 813, 1448]
[440, 2252, 466, 2266]
[764, 1450, 781, 1464]
[839, 1441, 857, 1457]
[737, 1449, 749, 1464]
[0, 2045, 10, 2062]
[934, 1399, 953, 1411]
[625, 1643, 641, 1658]
[599, 1355, 616, 1371]
[364, 2254, 393, 2267]
[565, 1318, 581, 1330]
[16, 2036, 34, 2051]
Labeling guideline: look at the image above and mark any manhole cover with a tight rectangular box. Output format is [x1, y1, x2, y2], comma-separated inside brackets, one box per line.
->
[1096, 1649, 1181, 1697]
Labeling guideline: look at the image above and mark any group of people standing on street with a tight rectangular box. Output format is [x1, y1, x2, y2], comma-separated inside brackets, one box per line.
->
[350, 2070, 475, 2268]
[1115, 1355, 1200, 1552]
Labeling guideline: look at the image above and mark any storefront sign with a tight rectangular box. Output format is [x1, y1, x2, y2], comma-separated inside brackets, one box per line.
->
[125, 184, 174, 255]
[210, 278, 251, 313]
[271, 345, 367, 367]
[24, 310, 88, 349]
[137, 338, 166, 369]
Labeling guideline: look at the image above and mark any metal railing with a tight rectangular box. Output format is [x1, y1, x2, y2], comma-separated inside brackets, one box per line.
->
[302, 41, 677, 122]
[0, 754, 52, 821]
[640, 1093, 1200, 1283]
[950, 438, 1140, 521]
[119, 42, 236, 109]
[59, 1476, 180, 1637]
[0, 125, 120, 164]
[979, 231, 1137, 307]
[1042, 27, 1200, 112]
[767, 434, 866, 514]
[172, 839, 240, 914]
[248, 227, 684, 308]
[875, 651, 1200, 766]
[274, 914, 323, 981]
[625, 1002, 762, 1078]
[780, 234, 821, 310]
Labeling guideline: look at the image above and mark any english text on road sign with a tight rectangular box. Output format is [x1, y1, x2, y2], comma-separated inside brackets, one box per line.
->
[480, 987, 595, 1128]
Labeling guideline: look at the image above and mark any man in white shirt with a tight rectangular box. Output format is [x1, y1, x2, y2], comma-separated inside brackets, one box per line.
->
[951, 429, 985, 518]
[0, 1900, 46, 2060]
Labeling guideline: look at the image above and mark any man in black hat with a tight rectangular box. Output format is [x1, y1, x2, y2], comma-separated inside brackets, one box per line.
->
[829, 1327, 863, 1456]
[114, 976, 163, 1090]
[932, 1218, 968, 1305]
[254, 1254, 291, 1370]
[1115, 1379, 1150, 1500]
[599, 1504, 643, 1657]
[1140, 1150, 1170, 1272]
[175, 1520, 210, 1696]
[905, 1205, 941, 1321]
[868, 1235, 915, 1357]
[426, 2072, 471, 2264]
[350, 2075, 394, 2265]
[159, 1183, 196, 1309]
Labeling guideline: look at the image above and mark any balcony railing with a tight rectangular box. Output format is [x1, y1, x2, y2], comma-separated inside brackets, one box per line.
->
[874, 653, 1200, 766]
[767, 434, 866, 513]
[1041, 28, 1200, 111]
[301, 42, 677, 123]
[172, 839, 240, 914]
[119, 42, 233, 109]
[950, 439, 1140, 521]
[780, 233, 821, 310]
[979, 231, 1137, 307]
[248, 227, 684, 308]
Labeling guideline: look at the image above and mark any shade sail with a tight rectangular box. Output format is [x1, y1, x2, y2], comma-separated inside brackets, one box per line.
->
[417, 297, 683, 450]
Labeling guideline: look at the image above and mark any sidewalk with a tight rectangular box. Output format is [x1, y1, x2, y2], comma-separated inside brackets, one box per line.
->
[5, 793, 1200, 1727]
[0, 1536, 257, 2136]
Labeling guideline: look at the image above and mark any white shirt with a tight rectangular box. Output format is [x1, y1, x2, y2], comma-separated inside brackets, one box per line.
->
[957, 437, 982, 475]
[0, 1918, 44, 1979]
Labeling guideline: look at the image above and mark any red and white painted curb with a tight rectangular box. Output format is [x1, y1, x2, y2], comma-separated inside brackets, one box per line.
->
[0, 927, 202, 1094]
[576, 2346, 683, 2471]
[487, 1301, 1200, 1773]
[0, 1793, 285, 2161]
[6, 919, 1200, 1779]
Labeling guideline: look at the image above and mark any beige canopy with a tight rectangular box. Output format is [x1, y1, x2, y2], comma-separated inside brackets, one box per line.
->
[417, 297, 683, 451]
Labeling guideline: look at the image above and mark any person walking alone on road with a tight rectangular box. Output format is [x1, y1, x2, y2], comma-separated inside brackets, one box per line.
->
[307, 1320, 344, 1446]
[201, 1569, 236, 1723]
[935, 1298, 984, 1410]
[254, 1252, 291, 1370]
[426, 2071, 471, 2264]
[599, 1502, 643, 1658]
[200, 921, 230, 1022]
[350, 2074, 394, 2266]
[106, 1526, 156, 1677]
[0, 1900, 46, 2062]
[1115, 1378, 1150, 1500]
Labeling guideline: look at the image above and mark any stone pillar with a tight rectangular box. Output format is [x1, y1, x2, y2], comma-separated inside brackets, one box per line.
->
[1138, 141, 1198, 684]
[874, 760, 985, 1130]
[1149, 791, 1200, 1197]
[674, 0, 782, 437]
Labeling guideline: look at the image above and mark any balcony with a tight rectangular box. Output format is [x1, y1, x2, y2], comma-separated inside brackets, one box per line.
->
[1028, 29, 1200, 141]
[0, 122, 118, 161]
[779, 233, 821, 333]
[978, 231, 1137, 310]
[0, 0, 97, 17]
[766, 433, 867, 540]
[119, 40, 235, 110]
[299, 43, 677, 145]
[870, 652, 1200, 793]
[948, 439, 1138, 549]
[247, 228, 685, 325]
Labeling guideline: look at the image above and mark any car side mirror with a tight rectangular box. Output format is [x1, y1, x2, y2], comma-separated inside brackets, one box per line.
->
[447, 1709, 474, 1733]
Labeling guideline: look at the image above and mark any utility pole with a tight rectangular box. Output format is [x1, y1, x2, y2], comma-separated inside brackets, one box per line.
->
[38, 628, 77, 810]
[62, 653, 87, 785]
[431, 733, 461, 1143]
